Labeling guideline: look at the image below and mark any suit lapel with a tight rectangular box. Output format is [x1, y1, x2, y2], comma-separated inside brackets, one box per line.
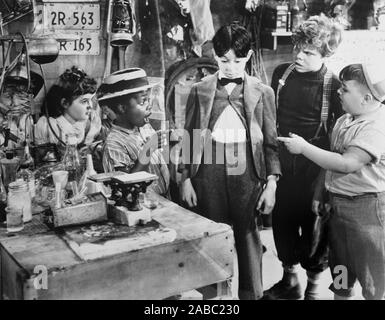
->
[197, 73, 218, 130]
[243, 73, 262, 134]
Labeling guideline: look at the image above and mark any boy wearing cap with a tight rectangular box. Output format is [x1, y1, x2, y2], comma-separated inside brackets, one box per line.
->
[180, 23, 281, 300]
[99, 68, 170, 197]
[278, 63, 385, 300]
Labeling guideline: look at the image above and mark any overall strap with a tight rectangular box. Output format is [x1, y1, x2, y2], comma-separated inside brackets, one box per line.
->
[276, 64, 296, 134]
[313, 69, 333, 139]
[276, 63, 296, 111]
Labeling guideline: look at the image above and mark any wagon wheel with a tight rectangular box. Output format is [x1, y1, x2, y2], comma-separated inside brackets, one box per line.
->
[164, 57, 218, 202]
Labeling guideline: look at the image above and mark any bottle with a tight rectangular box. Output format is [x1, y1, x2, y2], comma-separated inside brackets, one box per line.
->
[291, 0, 301, 30]
[79, 153, 103, 194]
[0, 172, 7, 222]
[20, 141, 35, 170]
[16, 142, 36, 199]
[0, 151, 20, 189]
[62, 134, 81, 196]
[287, 8, 292, 31]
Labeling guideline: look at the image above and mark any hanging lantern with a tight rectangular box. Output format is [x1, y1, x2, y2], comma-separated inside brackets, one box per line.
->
[110, 0, 136, 47]
[6, 53, 29, 83]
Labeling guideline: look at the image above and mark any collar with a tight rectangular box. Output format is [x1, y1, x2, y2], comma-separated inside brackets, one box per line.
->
[56, 115, 86, 132]
[355, 104, 384, 121]
[111, 123, 139, 135]
[293, 64, 327, 80]
[342, 105, 385, 128]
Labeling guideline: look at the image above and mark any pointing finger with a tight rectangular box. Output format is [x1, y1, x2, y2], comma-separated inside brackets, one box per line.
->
[277, 137, 290, 142]
[289, 132, 299, 138]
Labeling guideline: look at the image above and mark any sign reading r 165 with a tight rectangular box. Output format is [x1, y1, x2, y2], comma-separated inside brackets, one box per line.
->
[58, 31, 100, 55]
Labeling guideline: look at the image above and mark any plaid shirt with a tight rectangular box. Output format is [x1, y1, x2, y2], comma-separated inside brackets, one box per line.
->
[102, 124, 170, 196]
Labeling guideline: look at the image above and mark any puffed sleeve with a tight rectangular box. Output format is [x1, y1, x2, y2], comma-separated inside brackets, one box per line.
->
[34, 116, 59, 145]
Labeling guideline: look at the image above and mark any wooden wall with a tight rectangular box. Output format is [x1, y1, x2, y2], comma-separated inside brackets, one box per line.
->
[1, 0, 375, 98]
[6, 0, 109, 85]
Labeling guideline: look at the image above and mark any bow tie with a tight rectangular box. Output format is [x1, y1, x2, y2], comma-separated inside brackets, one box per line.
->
[218, 77, 243, 86]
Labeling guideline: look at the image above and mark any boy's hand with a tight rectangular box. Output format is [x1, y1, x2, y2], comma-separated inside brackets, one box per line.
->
[143, 130, 169, 150]
[277, 133, 307, 154]
[138, 130, 169, 164]
[154, 130, 170, 149]
[257, 181, 276, 215]
[180, 178, 197, 208]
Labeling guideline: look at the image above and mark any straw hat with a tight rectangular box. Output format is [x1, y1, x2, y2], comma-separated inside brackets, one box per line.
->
[98, 68, 157, 101]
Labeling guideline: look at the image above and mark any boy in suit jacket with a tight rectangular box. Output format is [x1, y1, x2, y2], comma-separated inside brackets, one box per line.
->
[179, 23, 281, 300]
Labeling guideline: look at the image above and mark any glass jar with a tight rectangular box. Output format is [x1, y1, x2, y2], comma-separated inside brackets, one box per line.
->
[5, 207, 24, 232]
[7, 180, 32, 222]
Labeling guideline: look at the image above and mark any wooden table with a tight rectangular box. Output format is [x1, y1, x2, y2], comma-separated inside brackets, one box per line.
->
[0, 194, 234, 300]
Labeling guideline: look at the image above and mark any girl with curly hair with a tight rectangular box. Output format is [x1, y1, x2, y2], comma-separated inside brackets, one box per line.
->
[34, 66, 102, 148]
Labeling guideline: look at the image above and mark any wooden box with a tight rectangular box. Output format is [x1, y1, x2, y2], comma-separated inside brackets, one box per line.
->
[52, 193, 107, 228]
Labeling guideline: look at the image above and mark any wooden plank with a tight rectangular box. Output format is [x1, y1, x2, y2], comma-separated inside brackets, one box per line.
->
[28, 230, 234, 300]
[0, 245, 28, 300]
[0, 232, 82, 271]
[0, 244, 2, 299]
[151, 194, 231, 240]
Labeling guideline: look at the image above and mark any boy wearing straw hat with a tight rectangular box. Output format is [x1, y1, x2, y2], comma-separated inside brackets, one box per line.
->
[278, 63, 385, 300]
[98, 68, 170, 197]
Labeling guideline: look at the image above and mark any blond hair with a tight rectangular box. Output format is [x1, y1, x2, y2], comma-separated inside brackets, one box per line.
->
[292, 14, 343, 58]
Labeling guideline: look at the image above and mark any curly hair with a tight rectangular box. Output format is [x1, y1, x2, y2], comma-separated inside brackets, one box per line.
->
[43, 66, 97, 118]
[292, 14, 343, 58]
[58, 66, 97, 103]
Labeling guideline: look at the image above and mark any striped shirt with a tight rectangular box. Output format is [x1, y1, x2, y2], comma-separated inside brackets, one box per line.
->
[102, 124, 170, 196]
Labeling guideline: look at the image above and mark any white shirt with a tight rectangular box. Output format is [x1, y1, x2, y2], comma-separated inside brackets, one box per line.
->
[213, 71, 246, 143]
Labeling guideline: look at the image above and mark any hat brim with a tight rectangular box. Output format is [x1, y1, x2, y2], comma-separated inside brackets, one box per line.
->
[362, 64, 385, 102]
[1, 69, 44, 97]
[98, 79, 159, 101]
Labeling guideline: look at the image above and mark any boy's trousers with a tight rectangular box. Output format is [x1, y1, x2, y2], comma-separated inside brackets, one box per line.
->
[191, 140, 264, 300]
[329, 192, 385, 300]
[272, 168, 329, 274]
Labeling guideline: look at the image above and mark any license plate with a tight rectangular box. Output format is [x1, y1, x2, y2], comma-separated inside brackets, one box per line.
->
[57, 31, 100, 55]
[44, 3, 100, 30]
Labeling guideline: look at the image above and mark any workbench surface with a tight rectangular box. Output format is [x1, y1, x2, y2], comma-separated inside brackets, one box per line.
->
[0, 194, 234, 300]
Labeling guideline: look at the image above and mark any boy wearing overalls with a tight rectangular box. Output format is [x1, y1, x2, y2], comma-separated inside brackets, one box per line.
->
[264, 15, 343, 300]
